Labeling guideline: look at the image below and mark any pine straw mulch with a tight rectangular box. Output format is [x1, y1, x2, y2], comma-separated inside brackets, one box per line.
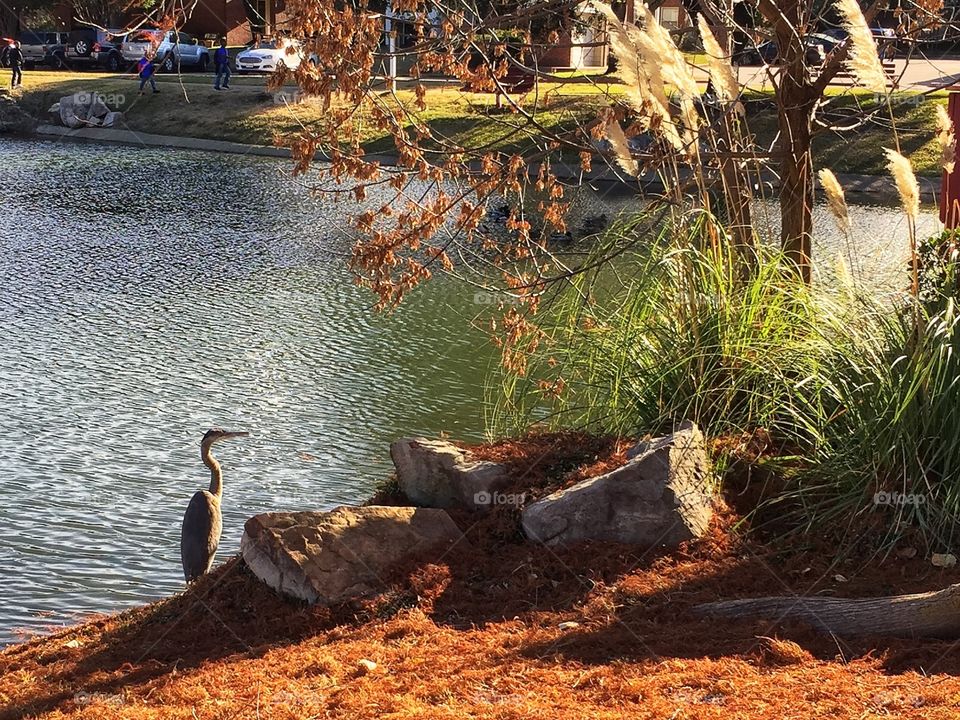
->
[4, 431, 960, 719]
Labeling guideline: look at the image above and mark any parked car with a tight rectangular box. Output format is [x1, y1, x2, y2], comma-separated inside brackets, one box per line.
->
[235, 38, 314, 74]
[57, 28, 125, 71]
[119, 28, 164, 66]
[153, 31, 210, 72]
[821, 26, 898, 59]
[0, 37, 13, 67]
[733, 39, 825, 66]
[18, 30, 69, 68]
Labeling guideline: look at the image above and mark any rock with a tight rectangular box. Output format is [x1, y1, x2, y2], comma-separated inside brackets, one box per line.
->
[241, 505, 464, 604]
[932, 553, 957, 568]
[102, 111, 124, 128]
[521, 421, 713, 548]
[356, 659, 377, 674]
[390, 437, 510, 511]
[58, 93, 109, 128]
[0, 95, 34, 134]
[558, 621, 580, 630]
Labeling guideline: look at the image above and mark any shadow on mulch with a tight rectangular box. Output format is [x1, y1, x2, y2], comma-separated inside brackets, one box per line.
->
[5, 429, 960, 719]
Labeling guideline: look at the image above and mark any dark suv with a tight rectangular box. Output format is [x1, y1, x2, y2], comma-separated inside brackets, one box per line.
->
[18, 30, 69, 68]
[57, 28, 124, 71]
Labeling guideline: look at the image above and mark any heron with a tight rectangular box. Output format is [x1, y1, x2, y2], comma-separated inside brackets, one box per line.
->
[180, 428, 249, 583]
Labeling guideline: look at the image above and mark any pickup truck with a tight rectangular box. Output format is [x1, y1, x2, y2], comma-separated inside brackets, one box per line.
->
[154, 31, 210, 72]
[17, 31, 69, 68]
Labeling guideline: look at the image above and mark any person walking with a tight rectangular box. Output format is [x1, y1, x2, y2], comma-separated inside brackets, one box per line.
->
[213, 38, 230, 90]
[137, 51, 159, 95]
[9, 41, 23, 89]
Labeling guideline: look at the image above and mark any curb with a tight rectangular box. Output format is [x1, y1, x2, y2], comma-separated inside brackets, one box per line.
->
[35, 123, 291, 158]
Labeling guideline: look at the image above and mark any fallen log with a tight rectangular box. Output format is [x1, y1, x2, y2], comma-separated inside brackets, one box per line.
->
[695, 583, 960, 638]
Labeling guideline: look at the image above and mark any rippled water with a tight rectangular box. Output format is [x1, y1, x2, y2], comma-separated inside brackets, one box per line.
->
[0, 138, 935, 645]
[0, 139, 496, 645]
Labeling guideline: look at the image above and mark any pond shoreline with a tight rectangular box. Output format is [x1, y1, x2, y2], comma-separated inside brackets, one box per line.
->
[32, 123, 936, 205]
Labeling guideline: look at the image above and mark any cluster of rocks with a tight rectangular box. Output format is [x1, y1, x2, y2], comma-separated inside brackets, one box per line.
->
[49, 94, 123, 129]
[241, 422, 715, 606]
[0, 91, 34, 134]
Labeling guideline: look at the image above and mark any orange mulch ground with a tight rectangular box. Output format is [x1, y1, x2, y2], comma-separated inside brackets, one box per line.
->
[4, 434, 960, 719]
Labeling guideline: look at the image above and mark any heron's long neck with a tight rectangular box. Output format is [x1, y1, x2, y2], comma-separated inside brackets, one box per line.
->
[202, 446, 223, 498]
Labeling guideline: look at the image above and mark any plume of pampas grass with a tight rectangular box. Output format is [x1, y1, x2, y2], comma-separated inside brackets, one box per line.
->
[640, 5, 700, 140]
[594, 2, 697, 151]
[697, 14, 741, 113]
[836, 0, 888, 94]
[884, 147, 920, 222]
[936, 104, 957, 174]
[606, 118, 639, 176]
[818, 168, 850, 234]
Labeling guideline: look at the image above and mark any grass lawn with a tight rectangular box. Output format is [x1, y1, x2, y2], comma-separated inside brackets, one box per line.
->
[10, 70, 945, 176]
[12, 70, 603, 156]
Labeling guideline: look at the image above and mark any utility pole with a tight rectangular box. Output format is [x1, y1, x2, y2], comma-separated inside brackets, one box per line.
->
[384, 2, 397, 92]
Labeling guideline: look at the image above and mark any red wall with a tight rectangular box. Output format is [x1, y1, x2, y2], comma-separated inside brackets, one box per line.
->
[182, 0, 252, 45]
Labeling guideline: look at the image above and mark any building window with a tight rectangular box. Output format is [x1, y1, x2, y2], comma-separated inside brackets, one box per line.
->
[659, 6, 680, 28]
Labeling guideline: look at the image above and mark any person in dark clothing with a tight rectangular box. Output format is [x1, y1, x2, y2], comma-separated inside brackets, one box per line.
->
[137, 52, 159, 95]
[213, 38, 230, 90]
[9, 41, 23, 89]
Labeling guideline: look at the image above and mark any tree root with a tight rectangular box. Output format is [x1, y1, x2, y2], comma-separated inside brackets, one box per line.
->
[694, 583, 960, 638]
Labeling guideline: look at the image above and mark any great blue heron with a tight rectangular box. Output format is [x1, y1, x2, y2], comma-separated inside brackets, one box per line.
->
[180, 428, 249, 583]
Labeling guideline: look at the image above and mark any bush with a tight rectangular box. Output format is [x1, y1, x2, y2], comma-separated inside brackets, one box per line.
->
[491, 218, 960, 549]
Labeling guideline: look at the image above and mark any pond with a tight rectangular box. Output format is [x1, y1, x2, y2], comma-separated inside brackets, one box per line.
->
[0, 137, 934, 645]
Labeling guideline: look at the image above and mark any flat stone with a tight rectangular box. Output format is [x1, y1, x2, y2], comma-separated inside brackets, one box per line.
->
[241, 505, 463, 604]
[390, 437, 511, 510]
[522, 421, 713, 548]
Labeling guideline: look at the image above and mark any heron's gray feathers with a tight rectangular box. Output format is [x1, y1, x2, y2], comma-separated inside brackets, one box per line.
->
[180, 490, 223, 582]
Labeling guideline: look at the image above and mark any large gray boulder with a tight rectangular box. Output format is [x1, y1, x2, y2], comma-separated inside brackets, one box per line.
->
[521, 422, 713, 548]
[390, 437, 510, 510]
[58, 92, 110, 128]
[241, 505, 463, 604]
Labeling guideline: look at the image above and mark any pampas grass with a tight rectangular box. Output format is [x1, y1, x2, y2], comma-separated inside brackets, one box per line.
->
[884, 147, 920, 296]
[595, 2, 697, 152]
[697, 14, 740, 112]
[836, 0, 888, 94]
[606, 118, 639, 176]
[884, 147, 919, 222]
[818, 168, 850, 235]
[936, 104, 957, 174]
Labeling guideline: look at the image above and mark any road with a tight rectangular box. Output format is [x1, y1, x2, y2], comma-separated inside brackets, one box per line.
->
[733, 57, 960, 92]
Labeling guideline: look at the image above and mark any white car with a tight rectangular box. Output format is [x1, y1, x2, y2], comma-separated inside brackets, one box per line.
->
[235, 38, 315, 74]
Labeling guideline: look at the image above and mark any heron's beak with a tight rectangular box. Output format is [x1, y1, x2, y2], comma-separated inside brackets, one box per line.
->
[220, 431, 250, 442]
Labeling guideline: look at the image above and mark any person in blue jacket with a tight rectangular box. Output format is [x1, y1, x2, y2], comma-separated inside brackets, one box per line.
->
[137, 52, 159, 95]
[214, 38, 231, 90]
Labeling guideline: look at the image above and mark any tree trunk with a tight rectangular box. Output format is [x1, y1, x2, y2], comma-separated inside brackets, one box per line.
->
[778, 89, 816, 284]
[695, 583, 960, 638]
